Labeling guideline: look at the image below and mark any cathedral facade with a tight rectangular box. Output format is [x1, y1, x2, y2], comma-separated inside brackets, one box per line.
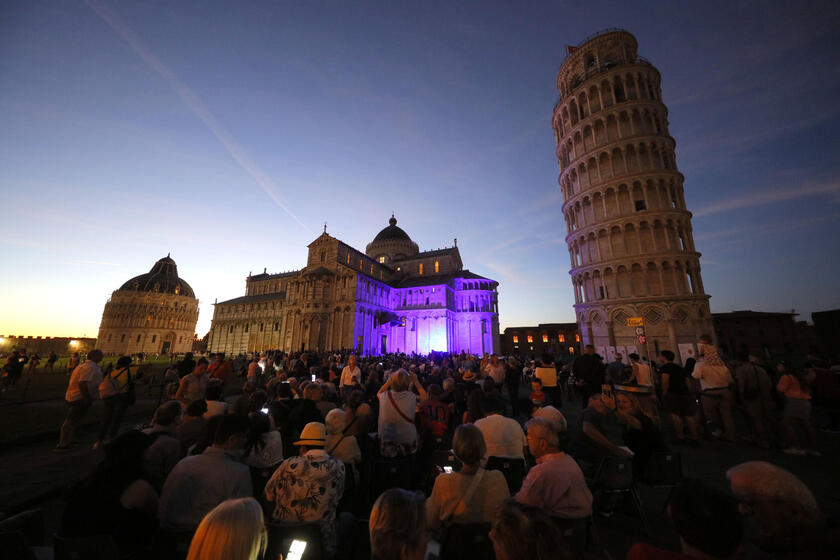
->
[97, 256, 199, 356]
[206, 217, 500, 356]
[553, 30, 713, 362]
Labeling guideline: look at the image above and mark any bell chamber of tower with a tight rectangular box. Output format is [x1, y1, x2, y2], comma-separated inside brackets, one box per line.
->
[552, 29, 713, 362]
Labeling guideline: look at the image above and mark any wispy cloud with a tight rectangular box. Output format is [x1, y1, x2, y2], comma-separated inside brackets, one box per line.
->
[694, 182, 840, 217]
[67, 259, 123, 267]
[85, 0, 312, 235]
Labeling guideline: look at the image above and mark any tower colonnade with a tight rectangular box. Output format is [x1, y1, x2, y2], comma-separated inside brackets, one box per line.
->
[553, 30, 713, 360]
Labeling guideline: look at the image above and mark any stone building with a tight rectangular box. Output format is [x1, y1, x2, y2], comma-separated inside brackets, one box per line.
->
[553, 29, 713, 362]
[96, 256, 199, 356]
[207, 217, 500, 356]
[501, 323, 581, 358]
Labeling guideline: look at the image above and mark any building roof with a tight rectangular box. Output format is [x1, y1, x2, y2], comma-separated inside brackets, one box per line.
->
[401, 246, 460, 260]
[249, 270, 299, 281]
[396, 269, 494, 289]
[712, 310, 797, 318]
[118, 255, 195, 298]
[371, 215, 414, 243]
[216, 293, 285, 306]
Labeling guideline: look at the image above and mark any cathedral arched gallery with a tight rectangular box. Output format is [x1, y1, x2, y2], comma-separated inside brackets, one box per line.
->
[207, 216, 500, 356]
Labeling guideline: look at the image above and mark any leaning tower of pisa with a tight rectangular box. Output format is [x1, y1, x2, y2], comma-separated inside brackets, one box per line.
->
[553, 29, 713, 360]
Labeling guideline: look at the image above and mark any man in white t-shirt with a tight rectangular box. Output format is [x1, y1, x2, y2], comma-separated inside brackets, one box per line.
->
[475, 397, 527, 460]
[339, 355, 361, 398]
[57, 349, 104, 450]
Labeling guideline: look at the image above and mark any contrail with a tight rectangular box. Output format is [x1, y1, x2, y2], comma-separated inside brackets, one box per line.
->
[85, 0, 312, 234]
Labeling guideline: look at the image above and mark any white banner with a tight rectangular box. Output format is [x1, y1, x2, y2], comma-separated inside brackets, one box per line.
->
[595, 345, 608, 360]
[678, 343, 698, 365]
[613, 346, 627, 363]
[605, 346, 618, 363]
[625, 345, 639, 359]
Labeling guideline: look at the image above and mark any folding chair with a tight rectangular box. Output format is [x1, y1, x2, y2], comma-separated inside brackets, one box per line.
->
[440, 522, 494, 560]
[370, 455, 415, 499]
[589, 455, 650, 535]
[485, 456, 526, 494]
[641, 451, 683, 511]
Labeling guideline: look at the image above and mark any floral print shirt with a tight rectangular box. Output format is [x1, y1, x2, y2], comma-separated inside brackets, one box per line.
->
[264, 449, 345, 553]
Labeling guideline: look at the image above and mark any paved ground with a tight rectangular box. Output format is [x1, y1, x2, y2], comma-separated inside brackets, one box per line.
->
[1, 385, 837, 559]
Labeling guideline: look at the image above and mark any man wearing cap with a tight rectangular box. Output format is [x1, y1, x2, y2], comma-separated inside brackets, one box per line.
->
[265, 422, 345, 556]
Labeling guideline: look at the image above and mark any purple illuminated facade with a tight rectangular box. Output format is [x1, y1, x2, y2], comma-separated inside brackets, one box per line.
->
[207, 216, 500, 356]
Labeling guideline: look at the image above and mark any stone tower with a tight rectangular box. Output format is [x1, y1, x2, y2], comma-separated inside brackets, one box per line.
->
[552, 29, 712, 361]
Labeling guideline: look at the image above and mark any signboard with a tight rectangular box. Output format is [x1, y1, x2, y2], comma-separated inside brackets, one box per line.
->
[627, 317, 645, 327]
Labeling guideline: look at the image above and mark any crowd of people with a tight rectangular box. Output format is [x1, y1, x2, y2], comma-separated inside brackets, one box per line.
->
[48, 340, 839, 559]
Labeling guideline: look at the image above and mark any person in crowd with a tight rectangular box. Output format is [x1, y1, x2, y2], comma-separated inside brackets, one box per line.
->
[288, 382, 324, 442]
[574, 345, 604, 407]
[417, 384, 452, 442]
[691, 335, 736, 442]
[186, 497, 266, 560]
[615, 393, 668, 477]
[504, 357, 522, 415]
[530, 378, 548, 407]
[483, 354, 506, 386]
[313, 381, 338, 419]
[325, 408, 362, 466]
[342, 389, 372, 438]
[531, 404, 568, 436]
[369, 488, 427, 560]
[627, 353, 658, 420]
[2, 349, 27, 391]
[425, 424, 510, 530]
[776, 362, 820, 456]
[176, 352, 196, 379]
[734, 354, 775, 449]
[340, 354, 361, 399]
[159, 414, 252, 530]
[203, 380, 228, 418]
[535, 353, 562, 408]
[177, 399, 208, 453]
[659, 350, 699, 445]
[265, 422, 345, 556]
[475, 396, 527, 492]
[61, 430, 159, 558]
[568, 394, 632, 476]
[516, 418, 592, 520]
[176, 357, 209, 405]
[463, 386, 486, 423]
[56, 348, 104, 450]
[142, 400, 184, 491]
[489, 500, 570, 560]
[606, 353, 626, 385]
[626, 479, 743, 560]
[242, 411, 284, 470]
[45, 352, 58, 372]
[67, 352, 80, 374]
[727, 461, 836, 557]
[245, 355, 260, 392]
[208, 353, 233, 385]
[95, 355, 137, 449]
[377, 369, 426, 457]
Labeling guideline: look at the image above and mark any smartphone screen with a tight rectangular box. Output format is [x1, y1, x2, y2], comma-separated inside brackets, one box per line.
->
[311, 374, 316, 382]
[260, 407, 269, 415]
[287, 539, 307, 560]
[443, 466, 453, 474]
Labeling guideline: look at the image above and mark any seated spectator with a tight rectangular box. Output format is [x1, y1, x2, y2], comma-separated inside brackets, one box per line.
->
[190, 414, 224, 455]
[532, 404, 567, 434]
[264, 422, 345, 556]
[370, 488, 427, 560]
[615, 393, 669, 477]
[426, 424, 509, 530]
[61, 430, 158, 559]
[439, 378, 456, 406]
[288, 383, 324, 442]
[377, 369, 426, 457]
[417, 384, 452, 440]
[177, 399, 208, 453]
[343, 389, 372, 438]
[474, 396, 527, 463]
[627, 479, 742, 560]
[159, 414, 252, 530]
[314, 383, 338, 419]
[727, 461, 836, 557]
[463, 386, 486, 424]
[530, 378, 548, 407]
[568, 394, 631, 477]
[242, 411, 284, 470]
[325, 408, 362, 466]
[186, 497, 266, 560]
[490, 500, 570, 560]
[516, 418, 592, 520]
[204, 381, 227, 418]
[143, 400, 184, 491]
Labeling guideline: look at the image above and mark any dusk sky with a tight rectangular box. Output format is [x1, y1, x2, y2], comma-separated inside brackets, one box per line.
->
[1, 1, 839, 338]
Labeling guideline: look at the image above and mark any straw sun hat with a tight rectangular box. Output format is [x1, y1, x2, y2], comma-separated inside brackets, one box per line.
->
[294, 422, 326, 447]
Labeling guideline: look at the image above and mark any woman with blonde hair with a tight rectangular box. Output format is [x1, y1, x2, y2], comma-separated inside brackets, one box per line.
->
[186, 497, 266, 560]
[369, 488, 427, 560]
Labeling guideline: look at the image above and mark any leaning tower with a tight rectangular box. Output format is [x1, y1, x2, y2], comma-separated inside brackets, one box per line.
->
[553, 29, 713, 361]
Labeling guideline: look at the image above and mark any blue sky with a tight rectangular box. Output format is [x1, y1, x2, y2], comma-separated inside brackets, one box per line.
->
[1, 0, 838, 338]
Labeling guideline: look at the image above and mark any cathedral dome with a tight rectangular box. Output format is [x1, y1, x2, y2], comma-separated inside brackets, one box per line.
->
[372, 215, 413, 243]
[366, 215, 419, 263]
[118, 255, 195, 298]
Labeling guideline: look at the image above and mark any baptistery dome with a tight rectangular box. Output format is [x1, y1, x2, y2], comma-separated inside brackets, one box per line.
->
[119, 255, 195, 297]
[365, 215, 419, 264]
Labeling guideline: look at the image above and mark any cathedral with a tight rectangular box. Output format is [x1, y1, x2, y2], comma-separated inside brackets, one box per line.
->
[206, 216, 500, 356]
